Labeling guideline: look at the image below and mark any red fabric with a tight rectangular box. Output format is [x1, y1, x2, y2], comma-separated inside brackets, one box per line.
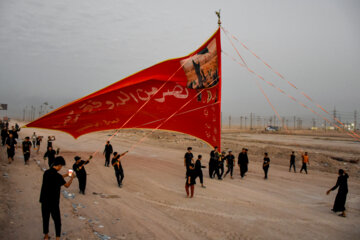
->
[25, 29, 222, 148]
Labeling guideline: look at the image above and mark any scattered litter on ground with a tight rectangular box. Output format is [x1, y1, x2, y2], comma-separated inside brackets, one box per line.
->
[62, 190, 75, 199]
[94, 232, 111, 240]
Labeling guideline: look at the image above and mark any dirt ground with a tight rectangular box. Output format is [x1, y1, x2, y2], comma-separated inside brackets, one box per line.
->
[0, 121, 359, 240]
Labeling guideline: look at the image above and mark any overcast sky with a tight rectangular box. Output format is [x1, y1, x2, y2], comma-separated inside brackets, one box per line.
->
[0, 0, 359, 123]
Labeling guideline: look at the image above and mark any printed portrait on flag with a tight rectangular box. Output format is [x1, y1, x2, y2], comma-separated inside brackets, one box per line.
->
[181, 38, 219, 89]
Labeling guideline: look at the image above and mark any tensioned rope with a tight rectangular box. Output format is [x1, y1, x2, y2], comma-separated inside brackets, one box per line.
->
[222, 26, 360, 139]
[221, 26, 289, 133]
[222, 49, 360, 141]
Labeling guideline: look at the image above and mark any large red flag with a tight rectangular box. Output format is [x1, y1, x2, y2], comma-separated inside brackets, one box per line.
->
[25, 28, 222, 148]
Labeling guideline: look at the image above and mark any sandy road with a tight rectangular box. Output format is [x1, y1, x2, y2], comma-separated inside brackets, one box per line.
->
[0, 125, 359, 239]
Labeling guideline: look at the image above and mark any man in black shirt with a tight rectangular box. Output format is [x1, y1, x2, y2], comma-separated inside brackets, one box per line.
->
[6, 133, 17, 164]
[73, 156, 91, 194]
[209, 146, 219, 178]
[36, 136, 43, 153]
[103, 141, 113, 167]
[215, 151, 226, 180]
[44, 146, 57, 168]
[224, 150, 235, 179]
[263, 152, 270, 179]
[195, 155, 206, 188]
[40, 156, 74, 240]
[289, 151, 296, 172]
[238, 148, 249, 178]
[9, 126, 18, 140]
[112, 151, 128, 187]
[47, 136, 55, 148]
[326, 169, 349, 217]
[22, 136, 32, 165]
[1, 126, 8, 146]
[184, 147, 193, 177]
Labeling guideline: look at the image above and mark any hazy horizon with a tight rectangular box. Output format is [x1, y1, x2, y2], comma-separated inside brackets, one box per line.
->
[1, 0, 359, 125]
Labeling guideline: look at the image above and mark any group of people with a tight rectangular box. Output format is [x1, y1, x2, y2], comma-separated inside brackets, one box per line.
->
[182, 146, 349, 218]
[1, 121, 21, 164]
[0, 122, 350, 239]
[103, 140, 129, 188]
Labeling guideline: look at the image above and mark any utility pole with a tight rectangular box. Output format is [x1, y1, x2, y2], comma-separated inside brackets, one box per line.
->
[240, 116, 243, 129]
[23, 107, 26, 121]
[244, 116, 247, 129]
[250, 113, 253, 130]
[324, 120, 327, 132]
[355, 110, 357, 132]
[293, 116, 296, 130]
[282, 117, 285, 129]
[229, 115, 231, 129]
[312, 118, 316, 129]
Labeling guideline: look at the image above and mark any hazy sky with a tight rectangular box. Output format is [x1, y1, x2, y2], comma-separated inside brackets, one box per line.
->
[0, 0, 359, 122]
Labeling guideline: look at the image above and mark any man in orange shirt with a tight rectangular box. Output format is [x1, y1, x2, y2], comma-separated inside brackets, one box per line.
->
[300, 152, 309, 174]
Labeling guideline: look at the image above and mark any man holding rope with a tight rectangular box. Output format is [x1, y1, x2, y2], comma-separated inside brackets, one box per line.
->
[112, 151, 128, 188]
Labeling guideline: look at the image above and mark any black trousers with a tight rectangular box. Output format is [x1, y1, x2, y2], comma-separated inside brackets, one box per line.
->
[1, 137, 6, 146]
[240, 165, 247, 178]
[32, 140, 36, 148]
[289, 161, 296, 172]
[215, 164, 224, 179]
[263, 166, 269, 179]
[225, 165, 233, 177]
[41, 203, 61, 237]
[115, 168, 124, 186]
[300, 163, 307, 174]
[78, 173, 87, 193]
[209, 160, 215, 178]
[7, 149, 15, 159]
[105, 153, 111, 166]
[197, 171, 203, 184]
[24, 152, 30, 163]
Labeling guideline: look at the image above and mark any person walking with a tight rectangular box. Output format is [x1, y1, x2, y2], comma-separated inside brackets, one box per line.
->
[9, 126, 18, 140]
[263, 152, 270, 179]
[31, 132, 37, 149]
[289, 151, 296, 172]
[209, 146, 219, 178]
[44, 146, 57, 168]
[238, 148, 249, 178]
[216, 151, 226, 180]
[6, 133, 17, 164]
[326, 169, 349, 217]
[300, 152, 309, 174]
[22, 136, 32, 165]
[39, 156, 75, 240]
[224, 150, 235, 179]
[184, 147, 194, 177]
[185, 163, 196, 198]
[73, 156, 92, 194]
[103, 141, 113, 167]
[112, 151, 128, 187]
[1, 126, 8, 146]
[36, 136, 42, 153]
[195, 155, 206, 188]
[47, 136, 55, 148]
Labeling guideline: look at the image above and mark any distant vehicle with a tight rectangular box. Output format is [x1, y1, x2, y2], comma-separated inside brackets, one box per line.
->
[265, 126, 279, 131]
